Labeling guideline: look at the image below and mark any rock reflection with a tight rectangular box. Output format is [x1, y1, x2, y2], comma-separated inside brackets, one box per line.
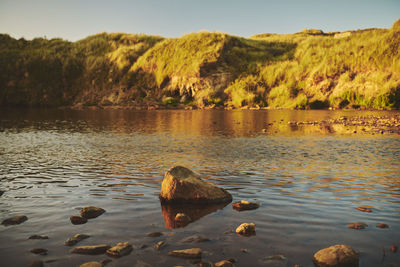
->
[160, 201, 229, 229]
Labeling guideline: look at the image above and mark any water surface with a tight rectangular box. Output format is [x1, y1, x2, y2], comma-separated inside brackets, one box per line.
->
[1, 109, 399, 266]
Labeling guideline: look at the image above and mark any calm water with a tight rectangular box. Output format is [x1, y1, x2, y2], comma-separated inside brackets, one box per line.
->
[0, 109, 399, 267]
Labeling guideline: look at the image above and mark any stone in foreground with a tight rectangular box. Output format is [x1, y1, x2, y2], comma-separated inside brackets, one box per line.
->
[313, 244, 359, 267]
[168, 248, 202, 258]
[65, 234, 90, 246]
[347, 222, 367, 230]
[80, 206, 106, 219]
[160, 166, 232, 204]
[232, 200, 260, 211]
[70, 215, 87, 225]
[79, 262, 102, 267]
[106, 242, 133, 257]
[71, 244, 111, 255]
[236, 223, 256, 236]
[1, 215, 28, 226]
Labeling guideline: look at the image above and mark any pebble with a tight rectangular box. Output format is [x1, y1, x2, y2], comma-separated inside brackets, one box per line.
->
[146, 232, 163, 237]
[71, 244, 111, 255]
[79, 262, 102, 267]
[214, 260, 234, 267]
[347, 222, 368, 229]
[235, 223, 256, 236]
[155, 241, 165, 250]
[174, 213, 191, 226]
[168, 248, 202, 259]
[29, 235, 49, 240]
[356, 207, 372, 212]
[80, 206, 105, 219]
[65, 234, 90, 246]
[106, 242, 133, 257]
[30, 248, 48, 255]
[377, 223, 389, 229]
[70, 215, 87, 225]
[1, 215, 28, 226]
[232, 200, 260, 211]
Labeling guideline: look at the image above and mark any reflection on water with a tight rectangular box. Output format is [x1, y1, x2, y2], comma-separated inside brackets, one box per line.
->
[0, 108, 400, 267]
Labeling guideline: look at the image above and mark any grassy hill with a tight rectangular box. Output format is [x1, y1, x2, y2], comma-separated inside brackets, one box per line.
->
[0, 19, 399, 109]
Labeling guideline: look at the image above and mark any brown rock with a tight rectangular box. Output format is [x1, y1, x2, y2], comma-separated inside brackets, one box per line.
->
[214, 260, 234, 267]
[79, 262, 102, 267]
[356, 207, 372, 212]
[180, 235, 210, 243]
[146, 231, 163, 237]
[160, 166, 232, 204]
[1, 215, 28, 226]
[347, 222, 368, 229]
[80, 206, 105, 219]
[65, 234, 90, 246]
[155, 241, 165, 250]
[174, 213, 191, 227]
[71, 244, 111, 255]
[28, 235, 48, 240]
[376, 223, 389, 228]
[168, 248, 202, 258]
[232, 200, 260, 211]
[313, 244, 359, 267]
[30, 248, 48, 255]
[106, 242, 133, 257]
[235, 223, 256, 236]
[70, 215, 87, 225]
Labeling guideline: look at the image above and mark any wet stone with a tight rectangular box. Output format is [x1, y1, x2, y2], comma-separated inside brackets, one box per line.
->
[71, 244, 111, 255]
[377, 223, 389, 228]
[106, 242, 133, 257]
[174, 213, 191, 224]
[259, 255, 288, 267]
[236, 223, 256, 236]
[29, 235, 48, 240]
[214, 260, 234, 267]
[1, 215, 28, 226]
[155, 241, 165, 250]
[70, 215, 87, 225]
[168, 248, 202, 259]
[79, 262, 102, 267]
[180, 235, 210, 243]
[80, 206, 105, 219]
[313, 244, 358, 267]
[65, 234, 90, 246]
[347, 222, 368, 230]
[30, 248, 48, 255]
[232, 200, 260, 211]
[356, 207, 372, 212]
[146, 231, 163, 237]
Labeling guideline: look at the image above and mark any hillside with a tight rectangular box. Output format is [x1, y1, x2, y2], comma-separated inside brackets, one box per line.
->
[0, 19, 399, 109]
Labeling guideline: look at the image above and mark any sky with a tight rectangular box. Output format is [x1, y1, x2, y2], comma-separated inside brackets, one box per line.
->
[0, 0, 399, 41]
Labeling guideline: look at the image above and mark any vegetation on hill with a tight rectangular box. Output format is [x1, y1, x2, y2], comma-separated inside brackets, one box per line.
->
[0, 19, 399, 109]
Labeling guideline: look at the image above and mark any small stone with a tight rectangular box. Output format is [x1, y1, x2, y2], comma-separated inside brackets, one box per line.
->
[174, 213, 191, 224]
[235, 223, 256, 236]
[30, 248, 48, 255]
[29, 235, 48, 240]
[106, 242, 133, 257]
[232, 200, 260, 211]
[155, 241, 165, 250]
[29, 260, 44, 267]
[356, 207, 372, 212]
[65, 234, 90, 246]
[377, 223, 389, 228]
[347, 222, 368, 229]
[71, 244, 111, 255]
[214, 260, 234, 267]
[313, 244, 359, 267]
[168, 248, 202, 258]
[80, 206, 105, 219]
[241, 248, 248, 253]
[180, 235, 210, 243]
[391, 245, 398, 253]
[79, 262, 102, 267]
[1, 215, 28, 226]
[146, 231, 163, 237]
[70, 215, 87, 225]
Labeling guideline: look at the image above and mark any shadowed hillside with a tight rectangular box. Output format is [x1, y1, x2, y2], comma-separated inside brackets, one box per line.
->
[0, 19, 399, 109]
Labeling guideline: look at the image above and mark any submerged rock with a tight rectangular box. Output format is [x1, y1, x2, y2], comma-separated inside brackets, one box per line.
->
[65, 234, 90, 246]
[168, 248, 202, 259]
[71, 244, 111, 255]
[347, 222, 368, 230]
[232, 200, 260, 211]
[146, 231, 163, 237]
[259, 255, 288, 267]
[70, 215, 87, 225]
[180, 235, 210, 243]
[80, 206, 105, 219]
[1, 215, 28, 226]
[236, 223, 256, 236]
[160, 166, 232, 204]
[79, 262, 102, 267]
[29, 235, 48, 240]
[313, 244, 358, 267]
[30, 248, 48, 255]
[376, 223, 389, 228]
[106, 242, 133, 257]
[356, 207, 372, 213]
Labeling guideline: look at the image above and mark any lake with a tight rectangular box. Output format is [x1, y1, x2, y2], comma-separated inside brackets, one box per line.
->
[0, 108, 399, 267]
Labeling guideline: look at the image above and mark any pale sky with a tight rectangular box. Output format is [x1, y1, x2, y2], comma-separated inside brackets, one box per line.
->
[0, 0, 399, 41]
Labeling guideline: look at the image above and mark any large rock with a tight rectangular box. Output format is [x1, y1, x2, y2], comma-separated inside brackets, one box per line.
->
[313, 244, 359, 267]
[160, 166, 232, 204]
